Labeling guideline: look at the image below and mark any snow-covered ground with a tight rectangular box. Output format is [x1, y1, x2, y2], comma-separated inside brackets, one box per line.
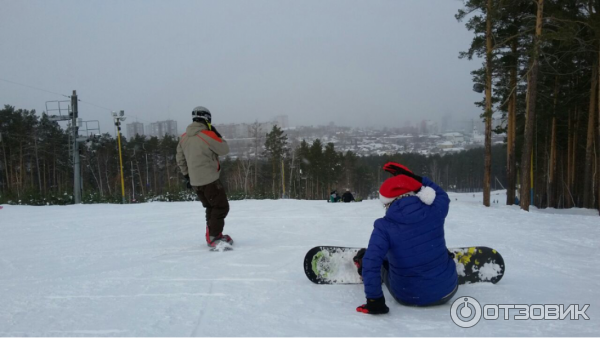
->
[0, 191, 599, 336]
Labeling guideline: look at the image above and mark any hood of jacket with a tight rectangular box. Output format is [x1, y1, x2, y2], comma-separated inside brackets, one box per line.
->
[186, 121, 208, 136]
[384, 195, 428, 225]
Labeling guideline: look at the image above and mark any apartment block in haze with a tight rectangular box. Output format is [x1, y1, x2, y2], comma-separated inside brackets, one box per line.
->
[126, 122, 145, 139]
[148, 120, 178, 138]
[274, 115, 289, 129]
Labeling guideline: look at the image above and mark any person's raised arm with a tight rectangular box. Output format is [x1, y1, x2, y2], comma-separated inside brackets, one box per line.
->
[199, 128, 230, 156]
[420, 176, 450, 217]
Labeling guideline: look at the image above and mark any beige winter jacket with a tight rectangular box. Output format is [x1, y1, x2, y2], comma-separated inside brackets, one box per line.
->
[176, 122, 229, 187]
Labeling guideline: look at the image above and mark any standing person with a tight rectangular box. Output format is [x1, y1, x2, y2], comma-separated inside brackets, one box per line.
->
[353, 162, 457, 314]
[341, 189, 355, 203]
[176, 106, 233, 248]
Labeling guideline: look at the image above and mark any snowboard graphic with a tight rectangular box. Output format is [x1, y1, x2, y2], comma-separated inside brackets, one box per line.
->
[303, 246, 505, 285]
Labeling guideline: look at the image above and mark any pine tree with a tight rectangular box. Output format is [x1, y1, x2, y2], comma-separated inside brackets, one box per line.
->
[264, 125, 288, 198]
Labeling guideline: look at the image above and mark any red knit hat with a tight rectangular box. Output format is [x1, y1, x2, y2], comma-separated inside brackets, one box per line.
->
[379, 175, 423, 205]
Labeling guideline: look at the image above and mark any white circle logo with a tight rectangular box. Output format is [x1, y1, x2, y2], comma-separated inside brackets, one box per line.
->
[450, 296, 482, 328]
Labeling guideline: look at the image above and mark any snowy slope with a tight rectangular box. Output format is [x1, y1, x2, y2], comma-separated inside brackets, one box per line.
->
[0, 192, 599, 336]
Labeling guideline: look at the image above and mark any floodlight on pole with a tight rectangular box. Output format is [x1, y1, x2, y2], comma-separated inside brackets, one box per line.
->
[113, 111, 127, 204]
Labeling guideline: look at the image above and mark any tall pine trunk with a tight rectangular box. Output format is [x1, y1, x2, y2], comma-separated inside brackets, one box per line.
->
[520, 0, 544, 211]
[565, 111, 573, 208]
[483, 0, 493, 207]
[136, 160, 144, 196]
[548, 77, 559, 208]
[507, 40, 518, 205]
[583, 63, 598, 208]
[105, 156, 112, 195]
[2, 139, 9, 190]
[19, 141, 23, 195]
[548, 117, 557, 207]
[53, 154, 57, 193]
[34, 135, 42, 193]
[43, 160, 47, 195]
[97, 156, 104, 196]
[165, 152, 170, 190]
[572, 107, 580, 204]
[272, 160, 276, 197]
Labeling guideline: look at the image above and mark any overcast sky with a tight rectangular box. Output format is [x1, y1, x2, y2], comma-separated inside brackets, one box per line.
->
[1, 0, 482, 135]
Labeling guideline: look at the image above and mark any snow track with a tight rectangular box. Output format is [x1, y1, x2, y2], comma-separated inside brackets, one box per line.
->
[0, 192, 598, 336]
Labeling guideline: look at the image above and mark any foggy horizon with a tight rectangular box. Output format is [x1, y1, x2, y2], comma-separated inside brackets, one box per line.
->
[1, 0, 483, 136]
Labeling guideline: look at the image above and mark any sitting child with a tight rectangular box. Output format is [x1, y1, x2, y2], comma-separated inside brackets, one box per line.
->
[354, 162, 458, 314]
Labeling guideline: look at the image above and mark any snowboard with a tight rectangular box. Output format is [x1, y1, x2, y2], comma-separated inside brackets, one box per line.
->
[303, 246, 505, 285]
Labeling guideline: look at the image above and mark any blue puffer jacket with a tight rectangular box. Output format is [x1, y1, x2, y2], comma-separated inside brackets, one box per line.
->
[362, 177, 457, 306]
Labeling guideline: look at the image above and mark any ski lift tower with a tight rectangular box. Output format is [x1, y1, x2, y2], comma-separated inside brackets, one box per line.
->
[45, 90, 100, 204]
[46, 92, 81, 203]
[45, 100, 71, 122]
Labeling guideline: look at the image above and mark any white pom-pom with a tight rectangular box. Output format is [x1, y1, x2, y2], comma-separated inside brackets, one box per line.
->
[417, 186, 436, 205]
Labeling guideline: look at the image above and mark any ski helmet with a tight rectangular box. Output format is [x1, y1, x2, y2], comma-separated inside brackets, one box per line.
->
[192, 106, 211, 123]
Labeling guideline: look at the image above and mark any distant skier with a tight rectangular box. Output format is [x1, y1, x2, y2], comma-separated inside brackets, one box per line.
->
[329, 190, 341, 203]
[176, 106, 233, 248]
[353, 162, 458, 314]
[341, 189, 355, 203]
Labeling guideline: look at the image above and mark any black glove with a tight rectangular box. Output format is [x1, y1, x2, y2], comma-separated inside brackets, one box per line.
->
[353, 248, 366, 277]
[356, 296, 389, 314]
[211, 126, 222, 138]
[383, 162, 423, 183]
[184, 174, 192, 189]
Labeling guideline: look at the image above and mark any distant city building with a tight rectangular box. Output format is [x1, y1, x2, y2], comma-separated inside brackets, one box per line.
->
[438, 141, 454, 149]
[262, 121, 276, 133]
[217, 121, 276, 139]
[472, 125, 484, 144]
[217, 124, 239, 139]
[209, 121, 497, 159]
[442, 132, 465, 144]
[420, 119, 439, 135]
[126, 122, 145, 139]
[445, 118, 484, 134]
[441, 114, 452, 133]
[148, 120, 178, 138]
[274, 115, 289, 129]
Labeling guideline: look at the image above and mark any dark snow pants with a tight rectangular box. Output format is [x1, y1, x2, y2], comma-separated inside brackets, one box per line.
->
[195, 179, 230, 237]
[380, 260, 458, 307]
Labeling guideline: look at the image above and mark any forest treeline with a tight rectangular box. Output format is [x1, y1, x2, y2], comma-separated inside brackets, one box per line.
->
[2, 1, 599, 212]
[457, 0, 599, 213]
[0, 106, 506, 205]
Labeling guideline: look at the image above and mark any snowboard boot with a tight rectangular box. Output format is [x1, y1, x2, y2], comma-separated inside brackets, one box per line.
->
[353, 248, 366, 277]
[206, 232, 234, 248]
